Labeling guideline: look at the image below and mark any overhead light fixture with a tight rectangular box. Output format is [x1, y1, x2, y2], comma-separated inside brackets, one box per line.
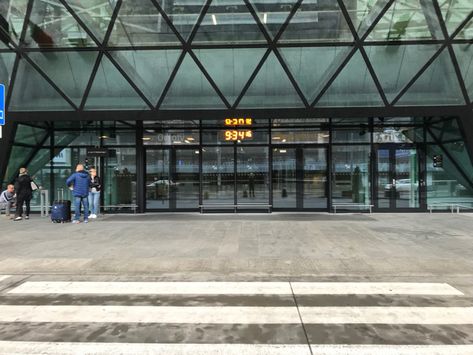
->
[263, 13, 267, 24]
[184, 139, 190, 143]
[187, 137, 195, 141]
[173, 141, 181, 144]
[100, 135, 109, 139]
[321, 133, 330, 138]
[142, 137, 152, 141]
[280, 149, 287, 153]
[273, 136, 281, 140]
[282, 139, 287, 143]
[212, 14, 217, 25]
[195, 150, 200, 154]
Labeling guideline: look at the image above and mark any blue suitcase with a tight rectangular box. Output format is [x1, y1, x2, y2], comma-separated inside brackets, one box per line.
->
[51, 189, 71, 223]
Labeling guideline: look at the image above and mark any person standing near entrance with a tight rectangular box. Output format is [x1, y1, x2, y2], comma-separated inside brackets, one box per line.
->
[13, 168, 33, 221]
[88, 167, 102, 219]
[66, 164, 90, 224]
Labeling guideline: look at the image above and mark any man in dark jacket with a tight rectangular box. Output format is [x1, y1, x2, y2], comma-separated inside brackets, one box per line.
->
[14, 168, 33, 221]
[66, 164, 90, 224]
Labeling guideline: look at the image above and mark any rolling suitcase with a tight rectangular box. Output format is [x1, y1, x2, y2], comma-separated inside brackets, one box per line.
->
[51, 189, 71, 223]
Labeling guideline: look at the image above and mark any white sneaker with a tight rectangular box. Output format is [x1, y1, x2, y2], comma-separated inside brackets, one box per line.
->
[14, 217, 22, 221]
[90, 214, 97, 219]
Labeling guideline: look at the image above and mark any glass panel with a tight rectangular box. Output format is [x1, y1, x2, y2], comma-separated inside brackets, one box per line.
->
[4, 146, 34, 183]
[195, 48, 266, 105]
[15, 124, 48, 145]
[279, 0, 353, 43]
[343, 0, 391, 37]
[193, 0, 267, 45]
[110, 50, 181, 104]
[0, 53, 16, 95]
[440, 0, 472, 36]
[202, 146, 234, 204]
[51, 147, 85, 202]
[332, 127, 370, 143]
[108, 0, 180, 47]
[248, 0, 297, 38]
[376, 148, 390, 208]
[373, 127, 416, 144]
[156, 0, 206, 41]
[175, 149, 200, 209]
[160, 54, 226, 109]
[236, 146, 269, 204]
[395, 148, 419, 208]
[453, 44, 473, 100]
[85, 56, 149, 110]
[102, 131, 136, 146]
[316, 51, 384, 107]
[367, 0, 443, 41]
[25, 0, 96, 48]
[146, 149, 170, 209]
[272, 118, 329, 127]
[272, 148, 297, 208]
[65, 0, 117, 43]
[271, 129, 329, 144]
[0, 0, 28, 45]
[279, 46, 352, 102]
[365, 44, 441, 103]
[27, 148, 51, 211]
[456, 18, 473, 39]
[332, 145, 371, 206]
[10, 58, 75, 111]
[395, 49, 465, 106]
[143, 129, 200, 145]
[427, 144, 473, 209]
[303, 148, 327, 208]
[238, 51, 304, 108]
[28, 51, 98, 106]
[104, 148, 137, 212]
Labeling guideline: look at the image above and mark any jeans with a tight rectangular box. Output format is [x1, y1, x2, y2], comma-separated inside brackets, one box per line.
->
[74, 196, 89, 221]
[88, 191, 100, 216]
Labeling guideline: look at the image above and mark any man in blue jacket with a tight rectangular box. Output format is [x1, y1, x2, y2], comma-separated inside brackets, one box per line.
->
[66, 164, 91, 224]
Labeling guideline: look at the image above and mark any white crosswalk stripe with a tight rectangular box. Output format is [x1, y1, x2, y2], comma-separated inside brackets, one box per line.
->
[8, 281, 464, 295]
[0, 281, 471, 354]
[0, 275, 11, 282]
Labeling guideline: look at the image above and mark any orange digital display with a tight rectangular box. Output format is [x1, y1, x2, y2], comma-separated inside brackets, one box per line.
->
[223, 130, 253, 141]
[224, 118, 253, 126]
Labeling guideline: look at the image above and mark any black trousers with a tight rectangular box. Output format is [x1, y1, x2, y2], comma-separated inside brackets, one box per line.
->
[15, 194, 31, 217]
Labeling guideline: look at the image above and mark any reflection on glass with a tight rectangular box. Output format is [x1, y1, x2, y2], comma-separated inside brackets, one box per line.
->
[377, 148, 390, 208]
[25, 0, 94, 48]
[440, 0, 473, 36]
[395, 149, 419, 208]
[303, 148, 327, 208]
[272, 129, 329, 144]
[237, 146, 269, 204]
[272, 148, 297, 208]
[146, 149, 170, 209]
[332, 145, 371, 205]
[143, 130, 200, 145]
[202, 146, 234, 203]
[175, 149, 200, 209]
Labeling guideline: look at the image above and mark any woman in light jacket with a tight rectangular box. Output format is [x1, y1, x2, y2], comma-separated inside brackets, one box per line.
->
[88, 167, 102, 219]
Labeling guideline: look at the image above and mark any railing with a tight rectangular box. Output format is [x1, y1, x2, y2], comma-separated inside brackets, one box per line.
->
[332, 203, 374, 214]
[428, 203, 473, 214]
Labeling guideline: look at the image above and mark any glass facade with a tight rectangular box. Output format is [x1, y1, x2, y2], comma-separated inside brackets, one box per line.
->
[1, 1, 472, 213]
[3, 117, 473, 213]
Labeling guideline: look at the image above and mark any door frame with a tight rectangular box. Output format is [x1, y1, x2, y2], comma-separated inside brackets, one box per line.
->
[373, 143, 427, 212]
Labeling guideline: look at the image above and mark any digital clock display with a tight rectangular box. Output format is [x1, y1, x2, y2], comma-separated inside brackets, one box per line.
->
[223, 130, 253, 141]
[224, 118, 253, 126]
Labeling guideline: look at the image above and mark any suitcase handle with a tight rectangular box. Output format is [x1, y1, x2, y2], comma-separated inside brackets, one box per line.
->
[57, 188, 65, 201]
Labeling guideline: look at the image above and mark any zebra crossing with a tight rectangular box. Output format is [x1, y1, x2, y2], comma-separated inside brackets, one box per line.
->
[0, 276, 472, 354]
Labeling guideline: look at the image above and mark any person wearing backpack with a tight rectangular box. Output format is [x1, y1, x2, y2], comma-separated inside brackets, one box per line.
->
[66, 164, 91, 224]
[13, 168, 33, 221]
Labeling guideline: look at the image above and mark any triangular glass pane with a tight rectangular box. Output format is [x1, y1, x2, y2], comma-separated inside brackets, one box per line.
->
[65, 0, 118, 44]
[28, 51, 98, 106]
[24, 0, 96, 48]
[0, 52, 16, 93]
[1, 0, 28, 45]
[279, 46, 352, 102]
[194, 48, 266, 105]
[248, 0, 297, 38]
[192, 0, 267, 45]
[110, 50, 181, 105]
[365, 44, 441, 103]
[10, 58, 75, 111]
[155, 0, 206, 41]
[456, 18, 473, 40]
[367, 0, 443, 41]
[160, 54, 226, 109]
[316, 50, 383, 107]
[85, 56, 148, 110]
[440, 1, 472, 37]
[279, 0, 353, 43]
[238, 51, 304, 108]
[108, 0, 181, 46]
[396, 49, 465, 106]
[453, 44, 473, 101]
[343, 0, 391, 37]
